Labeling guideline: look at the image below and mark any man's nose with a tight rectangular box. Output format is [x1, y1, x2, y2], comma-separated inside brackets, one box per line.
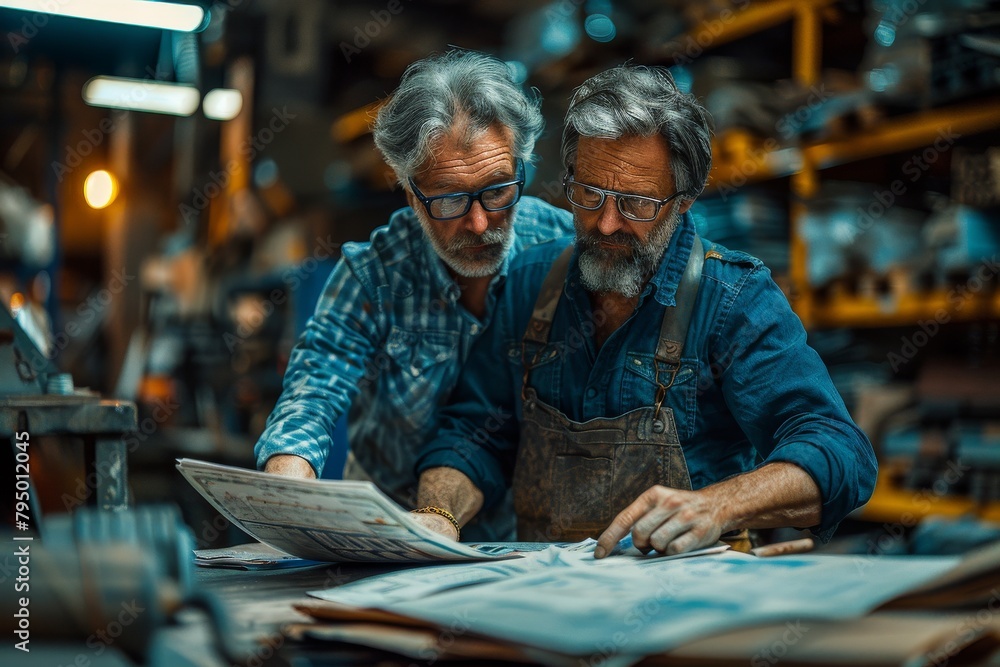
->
[596, 197, 625, 236]
[463, 201, 490, 236]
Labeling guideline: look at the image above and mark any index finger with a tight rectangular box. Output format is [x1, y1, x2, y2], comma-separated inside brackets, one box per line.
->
[594, 490, 656, 558]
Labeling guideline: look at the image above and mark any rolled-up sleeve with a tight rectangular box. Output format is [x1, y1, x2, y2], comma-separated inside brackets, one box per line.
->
[716, 265, 878, 541]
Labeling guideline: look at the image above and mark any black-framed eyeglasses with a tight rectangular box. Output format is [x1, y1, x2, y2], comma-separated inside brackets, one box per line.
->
[408, 160, 525, 221]
[563, 174, 688, 222]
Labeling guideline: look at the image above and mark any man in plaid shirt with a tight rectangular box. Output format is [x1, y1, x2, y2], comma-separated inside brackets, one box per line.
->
[254, 50, 573, 540]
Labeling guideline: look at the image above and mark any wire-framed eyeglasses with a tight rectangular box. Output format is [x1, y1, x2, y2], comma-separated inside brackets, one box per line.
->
[409, 160, 525, 221]
[563, 174, 688, 222]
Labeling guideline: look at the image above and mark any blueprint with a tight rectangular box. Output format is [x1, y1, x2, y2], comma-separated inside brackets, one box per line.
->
[375, 551, 962, 657]
[308, 539, 729, 607]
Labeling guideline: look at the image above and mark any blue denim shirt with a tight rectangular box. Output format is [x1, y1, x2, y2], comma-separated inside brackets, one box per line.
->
[254, 197, 574, 525]
[418, 212, 877, 541]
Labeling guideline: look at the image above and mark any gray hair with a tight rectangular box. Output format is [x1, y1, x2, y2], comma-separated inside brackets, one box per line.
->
[561, 65, 713, 200]
[373, 50, 543, 184]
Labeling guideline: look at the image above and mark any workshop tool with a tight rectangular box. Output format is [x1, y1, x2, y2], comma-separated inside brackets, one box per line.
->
[1, 505, 260, 666]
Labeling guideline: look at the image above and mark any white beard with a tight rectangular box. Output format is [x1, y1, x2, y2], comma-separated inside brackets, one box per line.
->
[417, 208, 515, 278]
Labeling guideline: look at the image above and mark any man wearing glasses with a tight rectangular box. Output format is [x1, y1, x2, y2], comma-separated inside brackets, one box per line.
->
[254, 50, 573, 540]
[413, 65, 877, 553]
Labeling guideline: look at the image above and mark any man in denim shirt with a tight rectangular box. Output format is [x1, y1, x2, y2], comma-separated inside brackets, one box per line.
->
[413, 65, 877, 554]
[254, 50, 573, 540]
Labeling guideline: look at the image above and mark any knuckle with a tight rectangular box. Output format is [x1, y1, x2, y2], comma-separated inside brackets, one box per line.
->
[677, 508, 697, 524]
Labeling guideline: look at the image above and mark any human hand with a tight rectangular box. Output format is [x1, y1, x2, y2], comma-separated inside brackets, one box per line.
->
[410, 512, 459, 541]
[263, 454, 317, 479]
[594, 485, 724, 558]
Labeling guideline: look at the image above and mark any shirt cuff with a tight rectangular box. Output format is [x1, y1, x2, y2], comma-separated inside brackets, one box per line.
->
[254, 430, 328, 478]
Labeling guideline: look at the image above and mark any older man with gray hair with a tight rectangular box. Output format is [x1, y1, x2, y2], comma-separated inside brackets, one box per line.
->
[254, 49, 573, 540]
[413, 64, 877, 553]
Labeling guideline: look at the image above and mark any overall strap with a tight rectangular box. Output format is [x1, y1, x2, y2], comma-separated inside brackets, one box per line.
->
[523, 245, 574, 346]
[521, 245, 574, 398]
[653, 235, 704, 414]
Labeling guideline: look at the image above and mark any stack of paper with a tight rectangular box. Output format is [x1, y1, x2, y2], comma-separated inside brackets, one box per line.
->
[177, 458, 1000, 664]
[194, 542, 322, 570]
[294, 543, 1000, 665]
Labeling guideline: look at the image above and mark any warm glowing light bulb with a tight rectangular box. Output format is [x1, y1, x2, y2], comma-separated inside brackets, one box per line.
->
[10, 292, 25, 313]
[84, 170, 118, 209]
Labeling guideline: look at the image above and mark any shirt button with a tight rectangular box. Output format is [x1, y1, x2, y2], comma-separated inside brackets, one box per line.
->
[470, 324, 480, 334]
[586, 387, 598, 399]
[633, 358, 642, 366]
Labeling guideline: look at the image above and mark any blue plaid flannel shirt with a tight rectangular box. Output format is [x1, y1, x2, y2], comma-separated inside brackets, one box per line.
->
[254, 196, 573, 539]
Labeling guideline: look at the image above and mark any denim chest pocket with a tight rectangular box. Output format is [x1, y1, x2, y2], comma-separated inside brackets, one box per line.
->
[505, 339, 562, 404]
[621, 352, 696, 436]
[382, 325, 460, 431]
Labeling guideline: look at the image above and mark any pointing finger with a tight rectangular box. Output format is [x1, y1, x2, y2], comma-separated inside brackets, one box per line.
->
[595, 490, 656, 558]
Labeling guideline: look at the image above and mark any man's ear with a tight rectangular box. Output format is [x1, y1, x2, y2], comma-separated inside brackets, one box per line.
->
[678, 197, 695, 215]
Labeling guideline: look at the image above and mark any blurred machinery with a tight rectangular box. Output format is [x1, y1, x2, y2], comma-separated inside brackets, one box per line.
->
[862, 0, 1000, 109]
[0, 505, 261, 667]
[1, 302, 136, 511]
[855, 359, 1000, 532]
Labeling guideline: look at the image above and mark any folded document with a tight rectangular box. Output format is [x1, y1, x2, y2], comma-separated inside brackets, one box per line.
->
[177, 458, 516, 563]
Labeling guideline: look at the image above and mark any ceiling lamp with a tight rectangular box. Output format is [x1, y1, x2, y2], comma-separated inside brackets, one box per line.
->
[0, 0, 207, 32]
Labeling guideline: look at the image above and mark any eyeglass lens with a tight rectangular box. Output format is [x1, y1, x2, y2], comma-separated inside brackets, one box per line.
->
[565, 182, 659, 221]
[429, 183, 520, 219]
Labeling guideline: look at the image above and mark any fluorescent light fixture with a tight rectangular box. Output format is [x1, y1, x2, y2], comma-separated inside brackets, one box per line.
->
[0, 0, 207, 32]
[83, 75, 200, 116]
[202, 88, 242, 121]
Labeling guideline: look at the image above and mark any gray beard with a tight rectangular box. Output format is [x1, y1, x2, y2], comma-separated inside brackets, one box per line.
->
[575, 209, 680, 298]
[418, 209, 515, 279]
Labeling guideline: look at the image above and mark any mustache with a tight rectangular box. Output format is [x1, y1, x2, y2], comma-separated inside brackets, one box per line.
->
[577, 231, 642, 252]
[447, 227, 510, 251]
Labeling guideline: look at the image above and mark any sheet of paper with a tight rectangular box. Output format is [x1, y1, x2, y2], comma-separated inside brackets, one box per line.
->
[375, 552, 961, 657]
[309, 539, 730, 607]
[176, 458, 516, 563]
[310, 543, 583, 607]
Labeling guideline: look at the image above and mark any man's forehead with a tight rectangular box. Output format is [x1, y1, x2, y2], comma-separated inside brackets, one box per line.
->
[416, 124, 516, 186]
[574, 135, 673, 188]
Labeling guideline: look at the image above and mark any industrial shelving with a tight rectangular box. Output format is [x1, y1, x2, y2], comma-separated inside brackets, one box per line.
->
[684, 0, 1000, 329]
[673, 0, 1000, 525]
